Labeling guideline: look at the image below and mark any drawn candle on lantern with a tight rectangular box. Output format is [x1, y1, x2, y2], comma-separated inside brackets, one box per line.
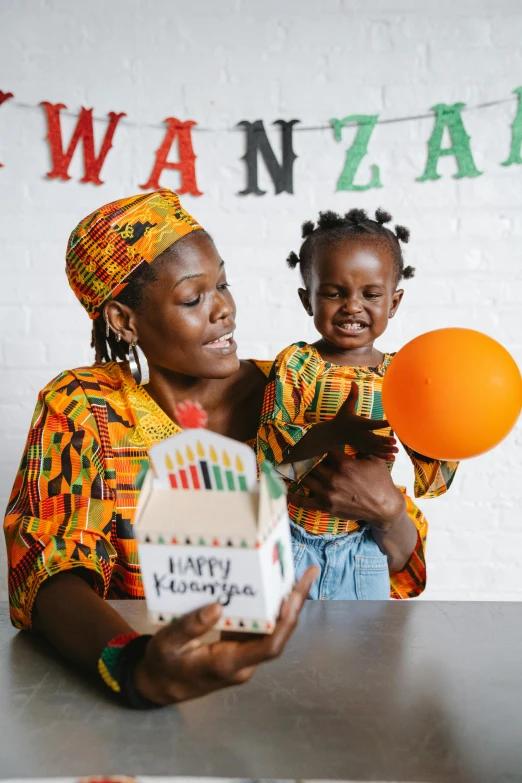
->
[186, 444, 201, 489]
[165, 454, 177, 488]
[236, 455, 248, 492]
[197, 440, 212, 489]
[176, 449, 189, 489]
[223, 450, 235, 491]
[210, 445, 224, 490]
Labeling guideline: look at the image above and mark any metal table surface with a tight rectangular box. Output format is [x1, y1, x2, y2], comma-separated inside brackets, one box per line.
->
[1, 599, 521, 783]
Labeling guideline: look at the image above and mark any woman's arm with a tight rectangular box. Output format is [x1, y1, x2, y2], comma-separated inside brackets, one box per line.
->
[33, 566, 318, 705]
[288, 451, 420, 576]
[4, 372, 118, 631]
[6, 371, 318, 704]
[365, 504, 418, 575]
[33, 571, 134, 667]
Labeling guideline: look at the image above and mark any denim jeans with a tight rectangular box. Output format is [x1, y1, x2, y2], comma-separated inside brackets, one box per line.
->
[291, 521, 390, 600]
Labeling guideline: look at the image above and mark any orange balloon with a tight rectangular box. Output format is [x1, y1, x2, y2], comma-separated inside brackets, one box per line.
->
[382, 328, 522, 460]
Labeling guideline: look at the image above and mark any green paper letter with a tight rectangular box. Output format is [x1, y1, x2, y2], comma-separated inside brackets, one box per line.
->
[417, 103, 482, 182]
[332, 115, 382, 191]
[502, 86, 522, 167]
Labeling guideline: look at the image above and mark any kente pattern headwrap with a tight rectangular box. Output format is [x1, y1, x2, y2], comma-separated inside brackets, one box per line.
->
[65, 189, 202, 318]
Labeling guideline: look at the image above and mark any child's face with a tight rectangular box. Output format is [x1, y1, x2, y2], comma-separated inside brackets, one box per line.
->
[133, 232, 239, 379]
[298, 239, 404, 353]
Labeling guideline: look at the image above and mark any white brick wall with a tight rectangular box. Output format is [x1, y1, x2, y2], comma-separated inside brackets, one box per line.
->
[0, 0, 521, 601]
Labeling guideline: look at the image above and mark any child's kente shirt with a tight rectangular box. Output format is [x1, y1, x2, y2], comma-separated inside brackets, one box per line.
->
[257, 343, 459, 565]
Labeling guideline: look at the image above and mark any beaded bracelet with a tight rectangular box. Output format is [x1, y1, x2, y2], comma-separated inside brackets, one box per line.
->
[98, 632, 139, 693]
[98, 632, 162, 709]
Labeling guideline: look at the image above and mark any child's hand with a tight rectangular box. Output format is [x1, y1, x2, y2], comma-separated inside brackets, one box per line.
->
[334, 382, 398, 460]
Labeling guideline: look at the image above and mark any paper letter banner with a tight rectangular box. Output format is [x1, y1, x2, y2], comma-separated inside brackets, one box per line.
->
[41, 102, 126, 185]
[238, 119, 299, 196]
[2, 87, 521, 192]
[332, 114, 382, 192]
[416, 102, 482, 182]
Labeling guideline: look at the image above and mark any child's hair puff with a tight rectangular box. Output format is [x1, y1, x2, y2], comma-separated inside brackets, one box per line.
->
[287, 207, 415, 286]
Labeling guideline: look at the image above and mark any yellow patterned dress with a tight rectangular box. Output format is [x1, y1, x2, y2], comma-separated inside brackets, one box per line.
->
[257, 342, 459, 596]
[4, 359, 276, 631]
[4, 362, 180, 630]
[4, 353, 439, 628]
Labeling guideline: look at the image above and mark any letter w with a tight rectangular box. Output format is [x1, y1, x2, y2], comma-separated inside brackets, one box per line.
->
[41, 102, 126, 185]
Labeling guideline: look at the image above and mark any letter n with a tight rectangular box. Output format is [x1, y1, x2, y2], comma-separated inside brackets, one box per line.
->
[140, 118, 202, 195]
[41, 102, 126, 185]
[238, 119, 300, 196]
[417, 103, 482, 182]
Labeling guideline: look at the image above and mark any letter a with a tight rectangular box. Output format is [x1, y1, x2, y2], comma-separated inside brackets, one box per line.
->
[41, 102, 125, 185]
[140, 118, 202, 195]
[332, 115, 382, 191]
[417, 103, 482, 182]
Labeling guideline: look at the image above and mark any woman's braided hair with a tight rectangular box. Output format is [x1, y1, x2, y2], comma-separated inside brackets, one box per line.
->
[286, 207, 414, 287]
[90, 260, 160, 365]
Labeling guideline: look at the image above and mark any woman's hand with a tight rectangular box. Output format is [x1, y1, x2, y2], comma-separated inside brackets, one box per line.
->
[133, 566, 318, 705]
[33, 566, 317, 706]
[288, 451, 418, 574]
[289, 449, 404, 526]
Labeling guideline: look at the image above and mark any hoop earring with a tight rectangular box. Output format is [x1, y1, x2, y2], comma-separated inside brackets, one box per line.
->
[129, 342, 150, 386]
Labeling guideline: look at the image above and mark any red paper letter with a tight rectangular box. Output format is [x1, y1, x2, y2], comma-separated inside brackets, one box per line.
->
[41, 102, 126, 185]
[140, 118, 202, 195]
[0, 91, 14, 168]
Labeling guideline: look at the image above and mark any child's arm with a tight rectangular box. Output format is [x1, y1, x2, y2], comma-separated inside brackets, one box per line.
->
[257, 344, 324, 469]
[282, 381, 398, 463]
[258, 345, 398, 470]
[403, 444, 459, 498]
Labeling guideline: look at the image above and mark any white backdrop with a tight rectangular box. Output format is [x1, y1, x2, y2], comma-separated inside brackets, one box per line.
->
[1, 0, 521, 601]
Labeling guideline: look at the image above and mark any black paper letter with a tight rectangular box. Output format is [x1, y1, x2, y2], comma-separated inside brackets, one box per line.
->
[238, 119, 300, 195]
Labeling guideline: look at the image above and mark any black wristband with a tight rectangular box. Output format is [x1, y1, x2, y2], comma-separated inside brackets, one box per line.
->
[118, 634, 164, 710]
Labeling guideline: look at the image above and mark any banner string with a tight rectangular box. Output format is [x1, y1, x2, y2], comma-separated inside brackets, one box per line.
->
[6, 94, 517, 132]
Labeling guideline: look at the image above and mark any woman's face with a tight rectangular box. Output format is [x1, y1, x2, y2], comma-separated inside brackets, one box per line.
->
[131, 232, 239, 379]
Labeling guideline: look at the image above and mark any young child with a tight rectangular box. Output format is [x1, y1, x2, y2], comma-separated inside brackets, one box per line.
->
[257, 207, 458, 600]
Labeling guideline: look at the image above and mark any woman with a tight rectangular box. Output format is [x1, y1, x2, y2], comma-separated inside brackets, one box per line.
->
[4, 189, 426, 707]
